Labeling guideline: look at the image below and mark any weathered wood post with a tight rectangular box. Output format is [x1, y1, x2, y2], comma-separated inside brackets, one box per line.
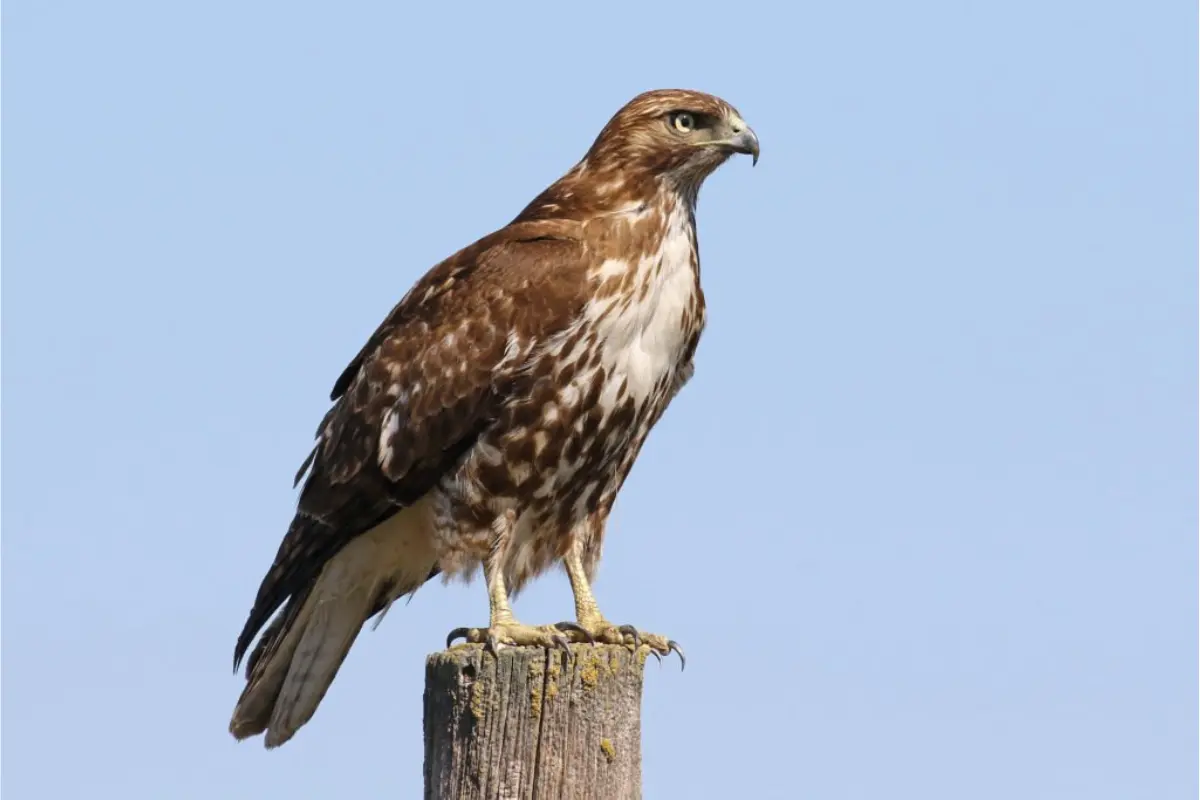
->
[423, 643, 649, 799]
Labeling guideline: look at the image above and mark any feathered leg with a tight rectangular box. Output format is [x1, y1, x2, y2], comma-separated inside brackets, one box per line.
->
[558, 540, 685, 668]
[446, 510, 571, 652]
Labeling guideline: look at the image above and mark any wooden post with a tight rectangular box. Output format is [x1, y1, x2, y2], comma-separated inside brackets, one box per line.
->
[423, 643, 648, 799]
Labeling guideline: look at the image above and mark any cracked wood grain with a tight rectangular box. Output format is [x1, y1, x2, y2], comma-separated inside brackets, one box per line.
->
[423, 644, 647, 799]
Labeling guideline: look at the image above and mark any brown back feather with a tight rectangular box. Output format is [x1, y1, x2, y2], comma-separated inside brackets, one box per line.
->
[233, 226, 590, 669]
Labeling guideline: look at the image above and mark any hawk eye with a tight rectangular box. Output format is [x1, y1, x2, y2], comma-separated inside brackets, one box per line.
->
[670, 112, 696, 133]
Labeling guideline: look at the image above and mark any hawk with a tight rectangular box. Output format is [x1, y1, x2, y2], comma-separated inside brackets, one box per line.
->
[230, 89, 759, 747]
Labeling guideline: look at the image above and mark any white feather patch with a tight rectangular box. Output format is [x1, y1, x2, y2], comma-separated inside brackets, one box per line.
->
[590, 203, 697, 411]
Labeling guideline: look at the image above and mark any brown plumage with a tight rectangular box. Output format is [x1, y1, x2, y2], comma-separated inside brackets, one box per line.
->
[230, 89, 759, 747]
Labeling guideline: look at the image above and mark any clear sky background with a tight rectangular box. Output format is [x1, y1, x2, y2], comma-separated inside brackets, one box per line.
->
[3, 1, 1196, 798]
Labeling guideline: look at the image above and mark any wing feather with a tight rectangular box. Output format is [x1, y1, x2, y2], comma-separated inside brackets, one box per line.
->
[234, 223, 589, 668]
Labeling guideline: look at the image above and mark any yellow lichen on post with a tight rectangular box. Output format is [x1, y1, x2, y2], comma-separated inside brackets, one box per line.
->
[600, 738, 616, 763]
[529, 659, 545, 718]
[470, 673, 486, 722]
[530, 683, 544, 718]
[580, 655, 600, 690]
[547, 658, 562, 701]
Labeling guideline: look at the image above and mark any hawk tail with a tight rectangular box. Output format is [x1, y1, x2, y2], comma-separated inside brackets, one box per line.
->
[229, 507, 439, 748]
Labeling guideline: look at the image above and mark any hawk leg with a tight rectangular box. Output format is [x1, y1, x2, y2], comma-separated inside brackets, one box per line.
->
[554, 542, 685, 669]
[446, 510, 571, 653]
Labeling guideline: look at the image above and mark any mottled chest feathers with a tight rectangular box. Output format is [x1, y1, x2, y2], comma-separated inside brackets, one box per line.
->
[582, 203, 705, 403]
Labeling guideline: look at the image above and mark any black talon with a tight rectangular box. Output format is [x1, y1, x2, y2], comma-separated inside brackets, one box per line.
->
[617, 624, 641, 648]
[552, 633, 571, 654]
[446, 627, 471, 648]
[554, 621, 595, 644]
[649, 650, 663, 666]
[667, 640, 686, 671]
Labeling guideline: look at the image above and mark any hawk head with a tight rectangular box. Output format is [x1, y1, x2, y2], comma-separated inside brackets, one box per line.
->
[585, 89, 759, 189]
[516, 89, 759, 221]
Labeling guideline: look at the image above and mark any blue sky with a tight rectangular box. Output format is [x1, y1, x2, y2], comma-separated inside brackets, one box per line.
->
[3, 1, 1196, 797]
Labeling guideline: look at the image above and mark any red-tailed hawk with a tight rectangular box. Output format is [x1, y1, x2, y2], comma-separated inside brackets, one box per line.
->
[230, 89, 759, 747]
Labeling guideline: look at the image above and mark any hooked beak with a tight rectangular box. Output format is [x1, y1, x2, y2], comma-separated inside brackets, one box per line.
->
[728, 125, 760, 165]
[710, 115, 758, 165]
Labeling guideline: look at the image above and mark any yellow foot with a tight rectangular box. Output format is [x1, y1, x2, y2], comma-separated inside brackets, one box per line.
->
[446, 622, 571, 655]
[553, 620, 686, 670]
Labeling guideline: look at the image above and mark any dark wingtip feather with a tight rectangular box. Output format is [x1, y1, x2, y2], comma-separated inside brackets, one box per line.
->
[232, 618, 256, 674]
[293, 446, 317, 488]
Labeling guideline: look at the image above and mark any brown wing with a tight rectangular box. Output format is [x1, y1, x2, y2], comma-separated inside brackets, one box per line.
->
[233, 222, 589, 669]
